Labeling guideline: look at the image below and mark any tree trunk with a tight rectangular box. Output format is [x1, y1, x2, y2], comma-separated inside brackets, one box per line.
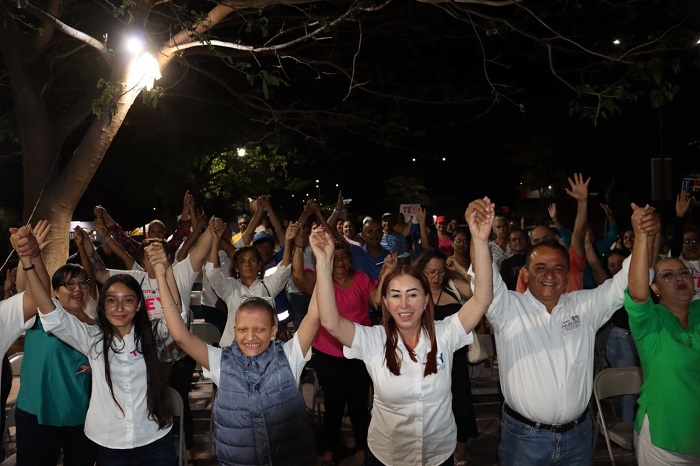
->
[35, 65, 139, 275]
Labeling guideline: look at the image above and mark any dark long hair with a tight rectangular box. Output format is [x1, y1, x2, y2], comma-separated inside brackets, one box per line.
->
[380, 265, 438, 377]
[94, 274, 172, 428]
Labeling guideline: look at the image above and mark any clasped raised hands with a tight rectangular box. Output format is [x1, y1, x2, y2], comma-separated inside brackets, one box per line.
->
[465, 196, 495, 242]
[631, 203, 660, 237]
[308, 226, 334, 262]
[145, 242, 169, 274]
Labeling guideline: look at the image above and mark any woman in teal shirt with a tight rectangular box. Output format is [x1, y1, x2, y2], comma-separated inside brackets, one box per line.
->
[626, 205, 700, 464]
[15, 264, 98, 466]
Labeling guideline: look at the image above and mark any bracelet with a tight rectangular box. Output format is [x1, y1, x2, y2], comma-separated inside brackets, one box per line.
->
[22, 264, 36, 271]
[103, 235, 114, 244]
[161, 302, 179, 309]
[333, 208, 346, 214]
[294, 243, 305, 248]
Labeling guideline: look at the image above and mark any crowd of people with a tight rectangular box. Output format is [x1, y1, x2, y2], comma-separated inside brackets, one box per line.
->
[0, 173, 698, 466]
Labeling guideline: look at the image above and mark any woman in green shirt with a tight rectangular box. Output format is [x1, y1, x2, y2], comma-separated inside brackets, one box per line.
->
[626, 204, 700, 464]
[15, 264, 98, 466]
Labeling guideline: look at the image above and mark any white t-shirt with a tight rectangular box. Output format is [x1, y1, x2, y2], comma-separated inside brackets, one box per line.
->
[110, 256, 197, 320]
[203, 331, 311, 386]
[344, 314, 471, 466]
[39, 302, 171, 449]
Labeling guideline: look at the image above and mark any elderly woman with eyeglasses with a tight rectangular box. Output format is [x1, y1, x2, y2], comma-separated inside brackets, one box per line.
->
[627, 203, 700, 465]
[15, 263, 99, 466]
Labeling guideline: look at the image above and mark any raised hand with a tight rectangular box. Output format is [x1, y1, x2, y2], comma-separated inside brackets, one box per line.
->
[145, 242, 169, 273]
[32, 220, 52, 251]
[631, 203, 660, 237]
[183, 190, 194, 210]
[676, 191, 692, 218]
[547, 203, 557, 220]
[93, 217, 109, 241]
[466, 196, 495, 242]
[565, 173, 590, 201]
[9, 226, 39, 258]
[209, 216, 225, 238]
[335, 191, 344, 211]
[381, 251, 398, 272]
[414, 205, 427, 224]
[94, 205, 114, 228]
[73, 225, 88, 248]
[285, 221, 299, 243]
[309, 226, 334, 262]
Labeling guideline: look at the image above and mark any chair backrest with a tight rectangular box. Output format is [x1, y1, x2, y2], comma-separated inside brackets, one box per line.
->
[2, 405, 16, 459]
[8, 353, 22, 377]
[191, 322, 222, 346]
[167, 387, 186, 466]
[594, 367, 642, 400]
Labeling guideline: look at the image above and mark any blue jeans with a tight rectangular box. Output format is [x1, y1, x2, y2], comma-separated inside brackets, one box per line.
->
[605, 325, 640, 421]
[97, 430, 175, 466]
[498, 407, 594, 466]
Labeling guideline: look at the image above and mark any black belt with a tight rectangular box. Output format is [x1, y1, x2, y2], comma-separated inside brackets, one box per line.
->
[503, 404, 588, 433]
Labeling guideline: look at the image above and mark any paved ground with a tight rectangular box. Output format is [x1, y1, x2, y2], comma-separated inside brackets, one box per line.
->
[188, 367, 638, 465]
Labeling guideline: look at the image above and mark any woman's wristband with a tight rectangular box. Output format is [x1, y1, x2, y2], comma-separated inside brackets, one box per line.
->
[162, 302, 179, 309]
[22, 264, 36, 271]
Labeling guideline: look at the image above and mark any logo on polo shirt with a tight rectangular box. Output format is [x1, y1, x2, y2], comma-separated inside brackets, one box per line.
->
[423, 352, 446, 371]
[562, 315, 582, 332]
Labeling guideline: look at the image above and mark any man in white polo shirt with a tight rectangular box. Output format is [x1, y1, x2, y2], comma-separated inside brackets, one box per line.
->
[470, 202, 660, 465]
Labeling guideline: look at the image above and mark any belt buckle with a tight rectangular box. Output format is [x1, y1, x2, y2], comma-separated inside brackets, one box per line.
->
[550, 424, 564, 433]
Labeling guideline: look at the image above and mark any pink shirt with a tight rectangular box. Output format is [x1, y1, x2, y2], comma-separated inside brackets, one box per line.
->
[313, 271, 377, 357]
[438, 236, 453, 257]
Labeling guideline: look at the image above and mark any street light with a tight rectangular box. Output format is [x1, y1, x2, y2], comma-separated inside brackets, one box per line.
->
[237, 148, 246, 157]
[125, 35, 160, 92]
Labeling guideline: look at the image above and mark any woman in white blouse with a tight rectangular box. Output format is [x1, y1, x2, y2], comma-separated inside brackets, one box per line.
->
[19, 229, 176, 466]
[205, 219, 294, 347]
[311, 197, 495, 466]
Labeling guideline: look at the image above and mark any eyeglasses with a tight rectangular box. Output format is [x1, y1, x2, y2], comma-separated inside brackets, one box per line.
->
[683, 238, 700, 245]
[424, 269, 446, 277]
[62, 280, 91, 291]
[453, 238, 467, 244]
[654, 269, 693, 282]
